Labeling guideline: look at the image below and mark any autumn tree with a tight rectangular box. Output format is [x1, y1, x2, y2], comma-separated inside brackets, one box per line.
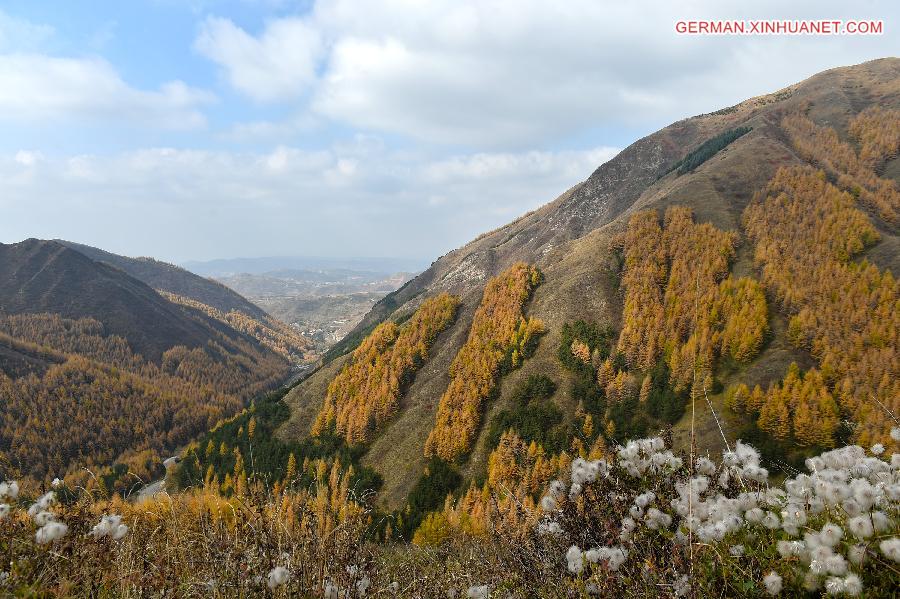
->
[743, 158, 898, 447]
[313, 292, 460, 444]
[425, 263, 544, 461]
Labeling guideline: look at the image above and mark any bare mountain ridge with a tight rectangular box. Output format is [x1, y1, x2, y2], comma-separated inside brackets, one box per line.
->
[281, 58, 900, 509]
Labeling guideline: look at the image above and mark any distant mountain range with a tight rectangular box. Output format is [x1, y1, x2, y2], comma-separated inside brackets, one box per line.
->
[215, 268, 414, 351]
[182, 255, 428, 278]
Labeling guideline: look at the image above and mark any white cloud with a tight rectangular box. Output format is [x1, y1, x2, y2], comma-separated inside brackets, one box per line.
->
[14, 150, 43, 167]
[0, 143, 619, 261]
[195, 16, 322, 102]
[0, 10, 54, 51]
[193, 0, 896, 147]
[0, 9, 213, 129]
[0, 54, 213, 128]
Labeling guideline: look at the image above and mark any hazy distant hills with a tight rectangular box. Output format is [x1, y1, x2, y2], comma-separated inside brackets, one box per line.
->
[215, 268, 414, 351]
[182, 255, 428, 278]
[218, 269, 411, 298]
[177, 258, 421, 352]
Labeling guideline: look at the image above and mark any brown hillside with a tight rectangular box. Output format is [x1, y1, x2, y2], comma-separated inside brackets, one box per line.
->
[0, 239, 228, 362]
[56, 239, 270, 321]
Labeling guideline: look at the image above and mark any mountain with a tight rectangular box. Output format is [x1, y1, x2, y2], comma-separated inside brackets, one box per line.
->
[0, 239, 222, 362]
[56, 240, 268, 321]
[271, 57, 899, 516]
[0, 238, 310, 486]
[55, 240, 313, 363]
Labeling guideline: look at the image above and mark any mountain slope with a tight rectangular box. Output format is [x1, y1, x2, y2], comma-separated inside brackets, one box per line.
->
[57, 239, 268, 321]
[0, 239, 225, 362]
[271, 58, 900, 511]
[56, 240, 313, 362]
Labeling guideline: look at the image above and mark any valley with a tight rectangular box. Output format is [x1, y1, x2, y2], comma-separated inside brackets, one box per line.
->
[2, 57, 899, 597]
[212, 265, 416, 352]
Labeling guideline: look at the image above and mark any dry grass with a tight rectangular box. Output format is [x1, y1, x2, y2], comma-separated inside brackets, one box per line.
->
[1, 487, 373, 597]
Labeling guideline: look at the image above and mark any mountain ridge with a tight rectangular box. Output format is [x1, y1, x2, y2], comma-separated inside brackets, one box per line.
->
[0, 238, 228, 362]
[56, 239, 269, 321]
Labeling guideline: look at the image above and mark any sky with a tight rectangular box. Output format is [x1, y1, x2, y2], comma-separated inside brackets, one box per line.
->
[0, 1, 896, 263]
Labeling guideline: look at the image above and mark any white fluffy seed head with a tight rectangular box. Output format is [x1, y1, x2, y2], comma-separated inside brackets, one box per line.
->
[763, 571, 782, 595]
[819, 523, 843, 547]
[762, 512, 780, 530]
[35, 521, 68, 544]
[91, 515, 128, 540]
[880, 538, 900, 563]
[540, 494, 557, 512]
[696, 457, 716, 476]
[466, 585, 489, 599]
[824, 554, 847, 576]
[566, 545, 584, 574]
[267, 566, 290, 589]
[825, 576, 845, 595]
[848, 544, 867, 566]
[843, 573, 862, 596]
[0, 481, 19, 500]
[27, 492, 55, 517]
[33, 511, 56, 527]
[871, 511, 891, 533]
[847, 515, 874, 539]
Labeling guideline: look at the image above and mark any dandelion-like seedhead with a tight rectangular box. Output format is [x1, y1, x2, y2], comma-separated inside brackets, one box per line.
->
[763, 571, 782, 595]
[466, 584, 489, 599]
[35, 521, 68, 544]
[27, 491, 55, 517]
[0, 480, 19, 500]
[881, 538, 900, 563]
[91, 515, 128, 540]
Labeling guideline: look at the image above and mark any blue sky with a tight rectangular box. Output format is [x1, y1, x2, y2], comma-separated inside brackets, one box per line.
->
[0, 1, 896, 263]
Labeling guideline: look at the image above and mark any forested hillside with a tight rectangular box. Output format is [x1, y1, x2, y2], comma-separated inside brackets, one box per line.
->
[425, 263, 544, 461]
[274, 58, 899, 526]
[314, 292, 459, 444]
[0, 240, 304, 490]
[160, 291, 310, 363]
